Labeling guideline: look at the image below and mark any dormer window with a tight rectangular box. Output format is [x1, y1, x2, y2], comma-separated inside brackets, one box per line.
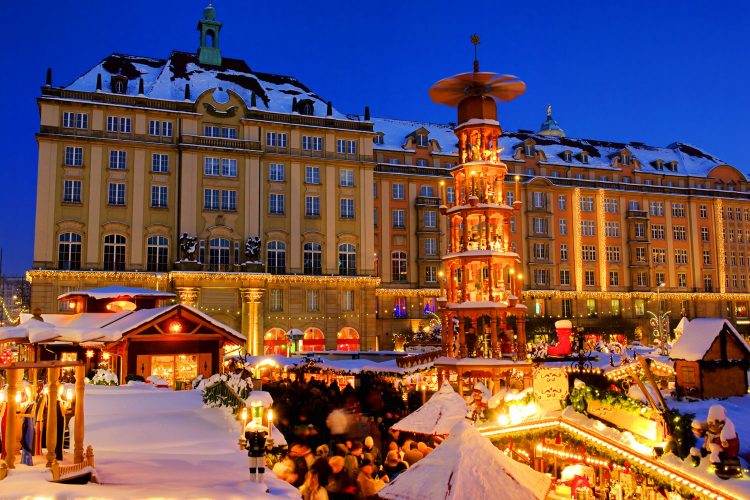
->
[373, 134, 384, 145]
[524, 144, 535, 157]
[620, 153, 630, 166]
[562, 151, 572, 162]
[111, 75, 128, 95]
[667, 161, 678, 172]
[580, 152, 589, 164]
[416, 134, 429, 147]
[298, 99, 315, 116]
[654, 160, 663, 171]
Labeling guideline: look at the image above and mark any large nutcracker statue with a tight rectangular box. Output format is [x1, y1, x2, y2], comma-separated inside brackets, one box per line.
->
[244, 401, 269, 486]
[432, 35, 528, 359]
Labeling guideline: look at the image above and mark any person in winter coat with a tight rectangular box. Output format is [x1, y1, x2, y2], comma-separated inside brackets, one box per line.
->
[363, 436, 382, 466]
[300, 469, 329, 500]
[356, 457, 387, 498]
[382, 450, 408, 481]
[326, 456, 359, 500]
[326, 408, 349, 444]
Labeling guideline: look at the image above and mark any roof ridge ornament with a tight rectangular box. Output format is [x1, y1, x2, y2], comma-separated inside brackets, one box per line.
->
[471, 33, 480, 73]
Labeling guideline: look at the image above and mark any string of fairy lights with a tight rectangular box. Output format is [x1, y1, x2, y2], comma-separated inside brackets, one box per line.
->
[0, 296, 26, 325]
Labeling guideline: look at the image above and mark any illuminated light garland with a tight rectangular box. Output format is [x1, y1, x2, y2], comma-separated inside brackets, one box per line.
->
[523, 289, 750, 301]
[572, 188, 583, 291]
[563, 367, 603, 375]
[0, 297, 26, 325]
[25, 270, 166, 284]
[375, 288, 441, 297]
[605, 360, 675, 381]
[535, 443, 625, 471]
[597, 190, 607, 292]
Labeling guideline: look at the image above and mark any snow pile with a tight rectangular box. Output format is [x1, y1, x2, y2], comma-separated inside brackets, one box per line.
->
[380, 419, 551, 500]
[88, 369, 118, 386]
[391, 381, 467, 436]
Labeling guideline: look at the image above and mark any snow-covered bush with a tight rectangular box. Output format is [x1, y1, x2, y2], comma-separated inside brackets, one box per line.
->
[201, 372, 252, 412]
[89, 369, 119, 386]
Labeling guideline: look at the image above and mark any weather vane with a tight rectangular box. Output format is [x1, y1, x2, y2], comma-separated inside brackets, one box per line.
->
[471, 33, 480, 72]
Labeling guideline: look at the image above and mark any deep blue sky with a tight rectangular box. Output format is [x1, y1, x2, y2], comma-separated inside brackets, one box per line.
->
[1, 0, 748, 275]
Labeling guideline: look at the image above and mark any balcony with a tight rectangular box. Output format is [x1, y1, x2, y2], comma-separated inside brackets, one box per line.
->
[416, 196, 441, 207]
[626, 210, 649, 219]
[181, 134, 261, 151]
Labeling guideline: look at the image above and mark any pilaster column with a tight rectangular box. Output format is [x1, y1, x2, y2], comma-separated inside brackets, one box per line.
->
[175, 287, 200, 307]
[516, 314, 527, 356]
[458, 315, 467, 358]
[46, 367, 60, 467]
[241, 288, 265, 355]
[490, 314, 498, 358]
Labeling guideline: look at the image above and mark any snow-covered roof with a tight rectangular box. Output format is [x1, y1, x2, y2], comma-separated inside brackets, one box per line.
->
[0, 304, 244, 344]
[57, 286, 175, 300]
[670, 318, 750, 361]
[433, 356, 531, 367]
[391, 381, 467, 435]
[368, 117, 734, 178]
[63, 52, 348, 119]
[379, 420, 551, 500]
[674, 316, 690, 334]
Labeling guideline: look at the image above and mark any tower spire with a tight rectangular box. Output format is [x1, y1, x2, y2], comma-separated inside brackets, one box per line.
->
[197, 3, 223, 66]
[471, 33, 480, 72]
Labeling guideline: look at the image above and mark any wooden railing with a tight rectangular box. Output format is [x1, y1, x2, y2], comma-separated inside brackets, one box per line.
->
[396, 348, 445, 368]
[50, 445, 96, 482]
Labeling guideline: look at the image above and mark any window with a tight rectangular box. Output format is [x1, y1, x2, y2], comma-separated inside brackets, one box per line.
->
[586, 298, 597, 317]
[534, 269, 549, 286]
[63, 180, 81, 203]
[604, 198, 618, 213]
[416, 134, 429, 147]
[634, 223, 645, 238]
[558, 195, 567, 210]
[636, 247, 647, 262]
[388, 158, 400, 165]
[424, 211, 437, 228]
[580, 197, 594, 211]
[63, 112, 88, 129]
[425, 266, 437, 283]
[611, 299, 621, 316]
[338, 243, 356, 275]
[392, 183, 405, 200]
[151, 185, 168, 208]
[605, 222, 620, 238]
[420, 186, 435, 198]
[305, 196, 320, 217]
[152, 154, 169, 173]
[581, 220, 595, 236]
[146, 236, 169, 272]
[652, 248, 666, 264]
[107, 116, 131, 133]
[337, 139, 357, 154]
[559, 270, 570, 286]
[506, 191, 514, 205]
[373, 134, 384, 145]
[651, 224, 665, 240]
[675, 249, 688, 265]
[562, 299, 573, 318]
[208, 238, 230, 270]
[199, 240, 205, 264]
[204, 157, 220, 176]
[269, 163, 285, 182]
[560, 244, 568, 261]
[703, 250, 712, 266]
[306, 290, 320, 312]
[510, 217, 516, 233]
[269, 193, 285, 215]
[305, 166, 320, 184]
[149, 120, 173, 137]
[559, 219, 568, 236]
[342, 290, 354, 311]
[302, 135, 323, 151]
[391, 251, 407, 282]
[609, 271, 619, 287]
[524, 144, 534, 157]
[533, 243, 549, 260]
[532, 192, 546, 208]
[340, 198, 355, 219]
[415, 159, 429, 167]
[267, 241, 286, 274]
[392, 209, 405, 229]
[107, 150, 127, 170]
[204, 125, 220, 137]
[673, 226, 687, 240]
[681, 366, 697, 385]
[584, 270, 596, 286]
[266, 132, 288, 147]
[103, 234, 126, 271]
[270, 289, 283, 312]
[699, 205, 708, 218]
[446, 187, 455, 204]
[339, 169, 354, 187]
[672, 203, 685, 218]
[628, 200, 640, 210]
[221, 190, 237, 211]
[392, 297, 407, 318]
[108, 183, 126, 206]
[204, 189, 220, 210]
[58, 233, 82, 270]
[701, 227, 710, 242]
[303, 242, 322, 275]
[221, 159, 237, 177]
[677, 273, 687, 288]
[606, 247, 621, 262]
[704, 275, 713, 292]
[582, 245, 596, 261]
[64, 146, 83, 167]
[533, 218, 548, 235]
[655, 272, 665, 286]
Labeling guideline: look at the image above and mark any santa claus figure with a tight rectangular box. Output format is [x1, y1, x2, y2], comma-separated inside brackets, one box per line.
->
[690, 404, 741, 479]
[466, 382, 490, 423]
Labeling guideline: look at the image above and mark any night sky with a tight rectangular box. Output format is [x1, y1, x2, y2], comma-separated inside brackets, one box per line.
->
[1, 0, 748, 275]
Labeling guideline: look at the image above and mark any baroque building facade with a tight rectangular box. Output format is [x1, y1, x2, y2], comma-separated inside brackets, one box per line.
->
[28, 6, 750, 354]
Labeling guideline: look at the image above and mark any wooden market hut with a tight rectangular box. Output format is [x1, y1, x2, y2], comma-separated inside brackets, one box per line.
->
[434, 356, 535, 397]
[670, 318, 750, 398]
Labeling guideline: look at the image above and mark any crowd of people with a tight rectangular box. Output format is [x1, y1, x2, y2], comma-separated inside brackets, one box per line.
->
[262, 375, 438, 499]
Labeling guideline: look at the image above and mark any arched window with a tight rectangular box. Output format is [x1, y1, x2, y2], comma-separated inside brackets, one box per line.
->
[391, 251, 407, 282]
[304, 242, 322, 275]
[146, 236, 169, 272]
[337, 327, 360, 351]
[208, 238, 230, 271]
[267, 241, 286, 274]
[338, 243, 356, 276]
[302, 327, 325, 352]
[206, 29, 216, 47]
[264, 328, 288, 355]
[58, 233, 82, 270]
[103, 234, 126, 271]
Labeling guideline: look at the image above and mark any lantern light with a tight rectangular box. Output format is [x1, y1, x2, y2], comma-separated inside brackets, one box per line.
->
[168, 321, 183, 334]
[66, 388, 74, 401]
[86, 349, 94, 359]
[15, 391, 22, 404]
[102, 352, 111, 361]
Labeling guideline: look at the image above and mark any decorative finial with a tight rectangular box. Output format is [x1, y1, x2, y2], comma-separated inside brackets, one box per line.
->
[471, 33, 480, 72]
[547, 104, 552, 118]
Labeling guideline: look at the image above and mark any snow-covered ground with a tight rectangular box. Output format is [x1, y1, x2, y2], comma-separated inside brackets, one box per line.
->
[1, 384, 299, 499]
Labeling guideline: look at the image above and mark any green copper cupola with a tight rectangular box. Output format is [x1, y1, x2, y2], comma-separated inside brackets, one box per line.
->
[197, 3, 222, 66]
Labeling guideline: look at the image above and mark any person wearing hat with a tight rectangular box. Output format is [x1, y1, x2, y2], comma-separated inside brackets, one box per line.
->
[326, 456, 358, 500]
[382, 450, 408, 481]
[357, 457, 387, 498]
[363, 436, 382, 466]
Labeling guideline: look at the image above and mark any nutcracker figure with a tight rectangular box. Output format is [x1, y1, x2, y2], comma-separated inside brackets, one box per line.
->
[244, 400, 269, 486]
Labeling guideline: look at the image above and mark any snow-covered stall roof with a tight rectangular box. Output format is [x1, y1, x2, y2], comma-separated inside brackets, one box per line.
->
[57, 286, 175, 300]
[0, 304, 244, 344]
[379, 420, 551, 500]
[63, 52, 348, 119]
[433, 356, 529, 367]
[674, 316, 690, 335]
[670, 318, 750, 361]
[391, 381, 467, 436]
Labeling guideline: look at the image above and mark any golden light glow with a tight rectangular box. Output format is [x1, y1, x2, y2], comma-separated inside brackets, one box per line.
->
[85, 349, 94, 359]
[106, 300, 137, 312]
[168, 321, 183, 334]
[102, 352, 111, 361]
[68, 301, 77, 310]
[597, 190, 607, 292]
[514, 175, 520, 181]
[572, 188, 583, 291]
